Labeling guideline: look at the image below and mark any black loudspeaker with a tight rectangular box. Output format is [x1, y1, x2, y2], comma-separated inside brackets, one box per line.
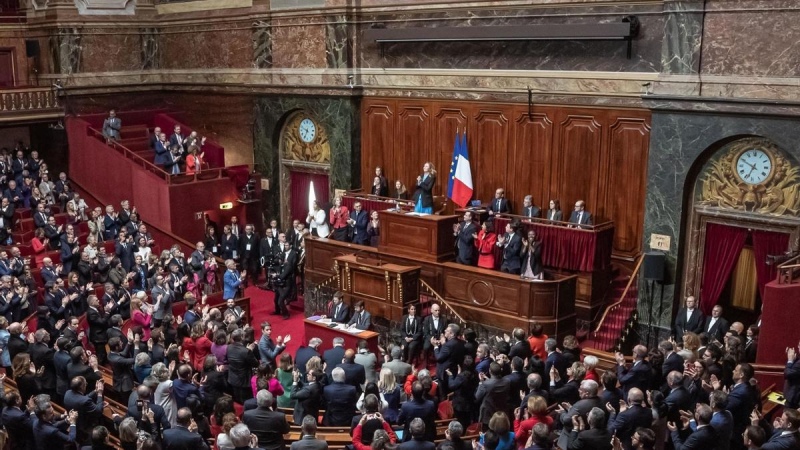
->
[25, 40, 39, 58]
[643, 251, 665, 282]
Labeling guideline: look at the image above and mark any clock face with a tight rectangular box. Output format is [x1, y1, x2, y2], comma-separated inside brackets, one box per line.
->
[736, 149, 772, 185]
[298, 118, 316, 143]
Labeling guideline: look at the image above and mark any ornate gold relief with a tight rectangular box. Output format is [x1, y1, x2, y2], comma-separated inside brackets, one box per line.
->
[697, 138, 800, 215]
[281, 113, 331, 164]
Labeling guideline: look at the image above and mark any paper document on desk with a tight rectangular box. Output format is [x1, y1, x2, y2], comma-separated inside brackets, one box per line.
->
[342, 326, 363, 334]
[406, 212, 429, 216]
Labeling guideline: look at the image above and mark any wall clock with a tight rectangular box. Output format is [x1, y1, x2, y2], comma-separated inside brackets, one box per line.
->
[298, 118, 317, 143]
[735, 148, 773, 185]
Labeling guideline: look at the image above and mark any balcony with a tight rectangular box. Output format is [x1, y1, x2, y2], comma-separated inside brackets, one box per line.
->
[0, 87, 62, 122]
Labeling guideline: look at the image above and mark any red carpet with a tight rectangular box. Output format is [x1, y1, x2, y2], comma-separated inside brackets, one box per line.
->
[244, 286, 305, 358]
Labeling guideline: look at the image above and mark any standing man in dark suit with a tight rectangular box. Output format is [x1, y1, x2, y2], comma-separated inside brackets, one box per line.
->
[2, 391, 37, 450]
[87, 294, 117, 365]
[756, 408, 800, 450]
[102, 205, 119, 240]
[454, 210, 477, 266]
[259, 229, 280, 279]
[294, 337, 322, 378]
[432, 323, 465, 394]
[322, 367, 358, 426]
[108, 336, 138, 404]
[498, 221, 522, 274]
[336, 349, 366, 393]
[668, 403, 717, 450]
[674, 296, 705, 340]
[275, 241, 297, 319]
[726, 363, 758, 444]
[63, 376, 107, 445]
[704, 305, 730, 343]
[242, 390, 290, 450]
[29, 329, 58, 401]
[566, 407, 612, 450]
[125, 385, 172, 441]
[239, 224, 260, 286]
[347, 201, 370, 245]
[226, 329, 260, 404]
[520, 195, 541, 220]
[664, 371, 693, 423]
[397, 418, 436, 450]
[568, 200, 593, 228]
[325, 292, 349, 324]
[322, 337, 346, 378]
[33, 400, 78, 448]
[476, 362, 511, 431]
[401, 304, 423, 365]
[606, 388, 654, 450]
[115, 229, 135, 272]
[487, 188, 511, 218]
[422, 303, 446, 364]
[162, 407, 210, 450]
[786, 340, 800, 409]
[615, 345, 652, 398]
[290, 369, 323, 426]
[660, 340, 685, 388]
[149, 126, 162, 150]
[544, 338, 568, 385]
[398, 381, 437, 442]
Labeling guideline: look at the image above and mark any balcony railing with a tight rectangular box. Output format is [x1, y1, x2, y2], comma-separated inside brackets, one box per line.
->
[0, 87, 60, 115]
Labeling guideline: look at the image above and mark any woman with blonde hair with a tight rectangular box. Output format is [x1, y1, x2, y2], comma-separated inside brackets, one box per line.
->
[329, 196, 350, 241]
[215, 412, 239, 450]
[682, 331, 701, 355]
[378, 368, 401, 424]
[486, 411, 515, 450]
[393, 180, 408, 201]
[514, 395, 553, 448]
[412, 162, 436, 214]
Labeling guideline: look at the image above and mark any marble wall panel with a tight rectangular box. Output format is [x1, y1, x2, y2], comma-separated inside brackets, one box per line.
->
[49, 28, 82, 75]
[253, 96, 358, 224]
[271, 17, 327, 68]
[660, 0, 703, 74]
[641, 109, 800, 334]
[141, 28, 160, 70]
[160, 24, 252, 69]
[325, 14, 349, 69]
[253, 20, 273, 68]
[702, 0, 800, 77]
[359, 4, 664, 72]
[80, 30, 141, 73]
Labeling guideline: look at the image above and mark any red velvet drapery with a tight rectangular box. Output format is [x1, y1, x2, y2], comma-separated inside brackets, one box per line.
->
[752, 229, 790, 300]
[289, 171, 329, 223]
[700, 223, 748, 315]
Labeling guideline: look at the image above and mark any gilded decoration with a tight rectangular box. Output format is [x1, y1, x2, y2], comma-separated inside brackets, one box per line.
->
[697, 138, 800, 215]
[282, 113, 331, 164]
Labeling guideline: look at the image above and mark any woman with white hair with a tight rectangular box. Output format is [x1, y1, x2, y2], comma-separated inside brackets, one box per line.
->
[583, 355, 599, 382]
[152, 362, 177, 426]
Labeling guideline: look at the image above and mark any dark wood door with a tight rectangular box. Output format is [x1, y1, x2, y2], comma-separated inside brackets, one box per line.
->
[0, 49, 14, 87]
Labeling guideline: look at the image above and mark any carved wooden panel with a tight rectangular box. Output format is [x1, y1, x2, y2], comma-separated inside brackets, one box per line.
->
[395, 101, 432, 195]
[361, 100, 395, 190]
[604, 115, 651, 257]
[552, 112, 603, 221]
[510, 107, 554, 211]
[471, 108, 509, 204]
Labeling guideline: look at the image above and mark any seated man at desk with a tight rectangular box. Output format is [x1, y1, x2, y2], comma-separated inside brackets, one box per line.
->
[323, 291, 350, 324]
[568, 200, 593, 228]
[487, 188, 512, 218]
[347, 300, 372, 331]
[520, 195, 541, 220]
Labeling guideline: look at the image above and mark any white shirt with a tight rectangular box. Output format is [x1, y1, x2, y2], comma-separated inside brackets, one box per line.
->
[707, 317, 717, 331]
[686, 308, 694, 322]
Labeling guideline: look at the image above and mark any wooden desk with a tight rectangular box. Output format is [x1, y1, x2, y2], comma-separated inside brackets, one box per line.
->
[304, 317, 380, 354]
[378, 210, 458, 262]
[334, 254, 419, 322]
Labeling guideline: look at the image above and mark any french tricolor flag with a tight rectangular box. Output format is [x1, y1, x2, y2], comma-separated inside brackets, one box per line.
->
[447, 130, 473, 208]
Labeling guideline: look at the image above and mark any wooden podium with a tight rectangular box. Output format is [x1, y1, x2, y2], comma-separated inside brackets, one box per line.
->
[334, 254, 420, 322]
[378, 210, 458, 262]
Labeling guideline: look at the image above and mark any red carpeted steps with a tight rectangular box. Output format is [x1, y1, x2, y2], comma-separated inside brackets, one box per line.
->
[583, 276, 639, 351]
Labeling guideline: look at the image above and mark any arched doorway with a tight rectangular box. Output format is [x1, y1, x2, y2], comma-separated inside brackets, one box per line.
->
[277, 111, 333, 227]
[680, 136, 800, 326]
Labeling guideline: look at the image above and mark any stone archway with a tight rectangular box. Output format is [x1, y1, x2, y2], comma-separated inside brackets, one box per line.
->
[679, 136, 800, 318]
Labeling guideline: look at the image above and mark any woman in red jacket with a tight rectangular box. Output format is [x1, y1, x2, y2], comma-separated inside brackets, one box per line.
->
[475, 221, 498, 269]
[513, 395, 553, 449]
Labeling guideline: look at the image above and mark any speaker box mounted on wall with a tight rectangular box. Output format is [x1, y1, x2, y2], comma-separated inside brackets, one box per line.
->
[643, 251, 665, 282]
[25, 40, 40, 58]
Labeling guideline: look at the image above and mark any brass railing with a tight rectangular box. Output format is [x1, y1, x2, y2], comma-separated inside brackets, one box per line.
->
[777, 253, 800, 284]
[0, 87, 60, 114]
[590, 254, 644, 350]
[419, 279, 466, 326]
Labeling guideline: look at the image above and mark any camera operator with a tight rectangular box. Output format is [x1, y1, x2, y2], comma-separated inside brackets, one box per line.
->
[259, 228, 280, 282]
[271, 242, 297, 320]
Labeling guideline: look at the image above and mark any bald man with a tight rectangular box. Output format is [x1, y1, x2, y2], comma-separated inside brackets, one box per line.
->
[674, 296, 704, 339]
[607, 388, 654, 450]
[335, 348, 366, 394]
